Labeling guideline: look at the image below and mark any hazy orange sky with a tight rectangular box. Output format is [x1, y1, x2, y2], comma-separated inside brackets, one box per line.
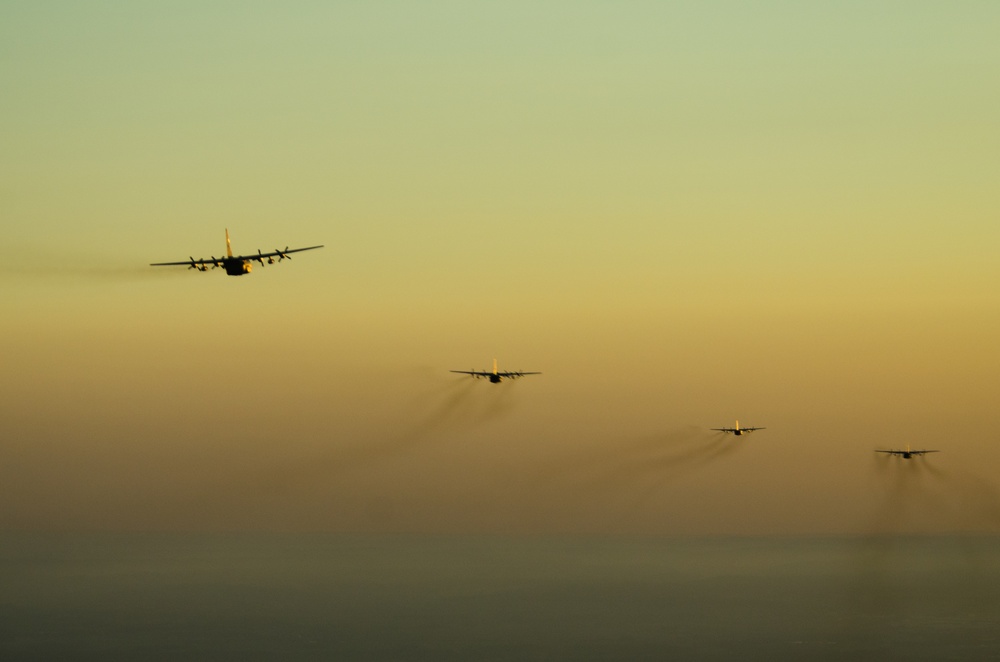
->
[2, 1, 998, 535]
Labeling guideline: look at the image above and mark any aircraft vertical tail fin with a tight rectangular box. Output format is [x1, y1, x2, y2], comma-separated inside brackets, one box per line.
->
[225, 229, 234, 258]
[735, 419, 740, 432]
[493, 358, 498, 375]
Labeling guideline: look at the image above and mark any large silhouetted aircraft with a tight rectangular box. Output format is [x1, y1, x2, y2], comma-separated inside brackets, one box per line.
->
[876, 445, 939, 459]
[712, 420, 765, 436]
[450, 359, 540, 384]
[150, 229, 323, 276]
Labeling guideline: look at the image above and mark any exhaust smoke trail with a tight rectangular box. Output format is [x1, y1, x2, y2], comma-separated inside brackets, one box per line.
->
[252, 381, 470, 490]
[1, 256, 191, 281]
[608, 432, 744, 521]
[239, 375, 523, 500]
[870, 453, 1000, 533]
[592, 429, 741, 487]
[921, 462, 1000, 530]
[868, 453, 943, 535]
[847, 453, 1000, 641]
[533, 426, 744, 527]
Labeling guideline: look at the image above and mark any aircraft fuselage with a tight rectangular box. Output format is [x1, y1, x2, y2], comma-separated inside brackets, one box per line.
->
[488, 374, 502, 383]
[223, 259, 252, 276]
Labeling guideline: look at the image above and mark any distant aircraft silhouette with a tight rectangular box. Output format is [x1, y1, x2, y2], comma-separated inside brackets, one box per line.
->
[450, 359, 540, 384]
[711, 420, 764, 436]
[150, 229, 323, 276]
[876, 444, 939, 459]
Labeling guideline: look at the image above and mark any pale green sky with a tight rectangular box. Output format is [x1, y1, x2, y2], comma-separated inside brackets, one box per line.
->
[2, 1, 998, 534]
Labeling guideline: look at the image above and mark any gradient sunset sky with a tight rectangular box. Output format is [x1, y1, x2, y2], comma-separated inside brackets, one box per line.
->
[3, 1, 998, 535]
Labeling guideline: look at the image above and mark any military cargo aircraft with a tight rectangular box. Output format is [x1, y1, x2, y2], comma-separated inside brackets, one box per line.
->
[711, 420, 765, 436]
[450, 359, 541, 384]
[150, 229, 323, 276]
[876, 445, 939, 459]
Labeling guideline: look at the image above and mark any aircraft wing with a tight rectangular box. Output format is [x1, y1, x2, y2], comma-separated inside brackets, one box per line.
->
[238, 245, 324, 262]
[711, 427, 736, 433]
[910, 450, 939, 455]
[150, 257, 222, 267]
[149, 258, 223, 271]
[449, 370, 541, 379]
[150, 245, 323, 267]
